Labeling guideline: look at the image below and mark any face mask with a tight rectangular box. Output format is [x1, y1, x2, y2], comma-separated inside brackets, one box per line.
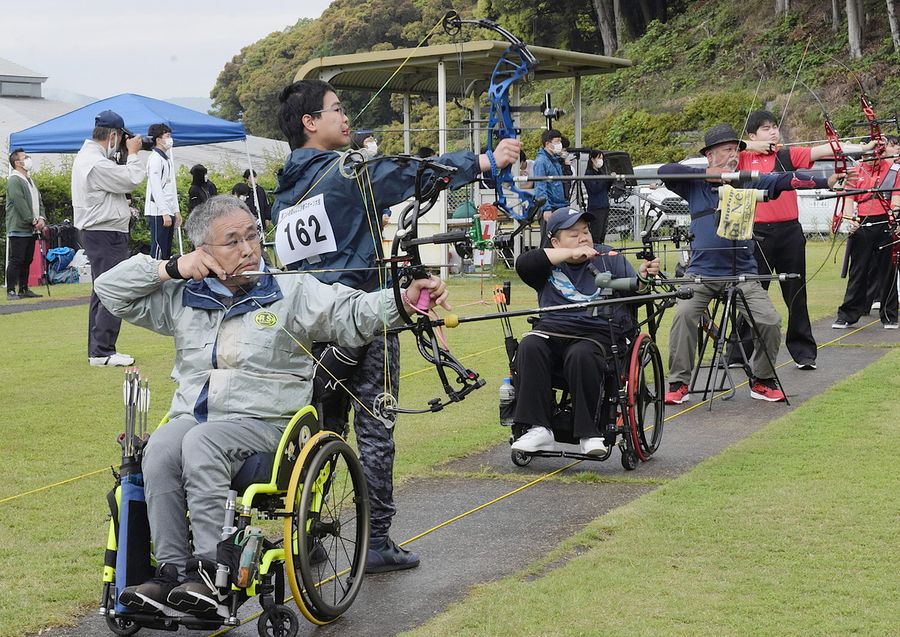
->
[239, 195, 248, 202]
[592, 158, 603, 169]
[22, 157, 33, 172]
[365, 141, 378, 156]
[163, 137, 174, 150]
[107, 134, 118, 159]
[551, 142, 563, 155]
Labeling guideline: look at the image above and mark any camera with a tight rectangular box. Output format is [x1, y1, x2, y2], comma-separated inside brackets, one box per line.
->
[114, 133, 155, 164]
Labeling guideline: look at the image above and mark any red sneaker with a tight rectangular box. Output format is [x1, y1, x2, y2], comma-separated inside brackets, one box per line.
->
[664, 382, 690, 405]
[750, 379, 785, 402]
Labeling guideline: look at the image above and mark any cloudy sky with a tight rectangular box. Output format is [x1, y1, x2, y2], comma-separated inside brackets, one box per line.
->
[0, 0, 334, 101]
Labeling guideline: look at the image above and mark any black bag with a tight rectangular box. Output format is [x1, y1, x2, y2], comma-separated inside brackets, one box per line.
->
[47, 221, 81, 250]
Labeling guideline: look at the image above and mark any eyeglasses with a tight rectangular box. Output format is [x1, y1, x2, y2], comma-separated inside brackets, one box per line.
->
[310, 103, 346, 117]
[204, 231, 260, 251]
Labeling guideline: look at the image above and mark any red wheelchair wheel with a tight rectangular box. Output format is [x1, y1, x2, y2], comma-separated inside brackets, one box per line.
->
[626, 333, 665, 461]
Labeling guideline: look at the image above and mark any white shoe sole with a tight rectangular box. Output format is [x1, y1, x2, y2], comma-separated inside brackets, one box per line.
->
[750, 391, 784, 402]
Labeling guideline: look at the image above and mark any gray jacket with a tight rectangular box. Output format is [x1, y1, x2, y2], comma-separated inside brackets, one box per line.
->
[71, 140, 144, 232]
[95, 254, 404, 426]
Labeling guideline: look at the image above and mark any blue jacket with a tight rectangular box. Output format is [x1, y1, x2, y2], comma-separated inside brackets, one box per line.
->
[532, 148, 567, 212]
[584, 166, 610, 210]
[659, 164, 828, 276]
[272, 149, 480, 291]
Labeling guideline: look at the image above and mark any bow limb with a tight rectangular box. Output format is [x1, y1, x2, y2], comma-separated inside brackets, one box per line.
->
[442, 10, 543, 227]
[386, 159, 486, 413]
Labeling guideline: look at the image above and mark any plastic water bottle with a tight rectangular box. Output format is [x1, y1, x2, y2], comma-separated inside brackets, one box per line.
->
[236, 526, 264, 588]
[499, 377, 516, 426]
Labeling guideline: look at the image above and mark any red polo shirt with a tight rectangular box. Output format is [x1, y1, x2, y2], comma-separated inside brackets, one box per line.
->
[853, 159, 896, 217]
[738, 147, 813, 223]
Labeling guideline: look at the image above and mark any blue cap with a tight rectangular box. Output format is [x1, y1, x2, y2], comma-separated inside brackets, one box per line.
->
[546, 206, 595, 237]
[94, 110, 126, 130]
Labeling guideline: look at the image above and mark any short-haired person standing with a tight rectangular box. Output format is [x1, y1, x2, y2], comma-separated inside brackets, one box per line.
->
[5, 148, 46, 300]
[144, 123, 181, 259]
[71, 110, 144, 366]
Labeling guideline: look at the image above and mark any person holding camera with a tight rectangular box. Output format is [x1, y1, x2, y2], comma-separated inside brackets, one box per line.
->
[144, 123, 181, 259]
[71, 109, 145, 366]
[5, 148, 46, 300]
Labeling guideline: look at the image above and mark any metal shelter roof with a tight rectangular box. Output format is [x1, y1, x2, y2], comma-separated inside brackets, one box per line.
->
[294, 40, 631, 96]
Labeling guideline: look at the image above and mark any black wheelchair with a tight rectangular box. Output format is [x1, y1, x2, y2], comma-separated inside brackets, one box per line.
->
[500, 284, 673, 471]
[101, 405, 369, 636]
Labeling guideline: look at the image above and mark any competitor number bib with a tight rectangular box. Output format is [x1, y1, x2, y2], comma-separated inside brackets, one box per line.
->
[275, 194, 337, 265]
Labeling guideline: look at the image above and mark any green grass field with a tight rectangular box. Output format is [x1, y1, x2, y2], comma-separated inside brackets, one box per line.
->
[0, 238, 888, 636]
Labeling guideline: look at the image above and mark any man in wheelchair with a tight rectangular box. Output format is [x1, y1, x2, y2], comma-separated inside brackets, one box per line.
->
[93, 195, 448, 617]
[510, 207, 659, 456]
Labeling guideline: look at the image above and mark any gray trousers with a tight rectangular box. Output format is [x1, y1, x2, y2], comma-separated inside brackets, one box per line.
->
[668, 281, 782, 385]
[142, 415, 283, 575]
[80, 230, 130, 357]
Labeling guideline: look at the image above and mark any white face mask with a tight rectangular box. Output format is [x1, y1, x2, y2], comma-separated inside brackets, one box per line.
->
[22, 157, 33, 172]
[106, 134, 118, 159]
[365, 140, 378, 156]
[550, 142, 563, 155]
[592, 157, 603, 169]
[163, 136, 174, 150]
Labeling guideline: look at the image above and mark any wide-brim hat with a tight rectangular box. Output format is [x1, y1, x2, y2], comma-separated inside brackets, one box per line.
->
[700, 123, 746, 155]
[546, 206, 595, 237]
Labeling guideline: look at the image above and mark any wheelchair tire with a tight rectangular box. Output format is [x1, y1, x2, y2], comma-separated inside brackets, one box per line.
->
[510, 449, 532, 467]
[620, 448, 638, 471]
[105, 614, 141, 636]
[285, 436, 369, 624]
[626, 333, 665, 461]
[257, 605, 299, 637]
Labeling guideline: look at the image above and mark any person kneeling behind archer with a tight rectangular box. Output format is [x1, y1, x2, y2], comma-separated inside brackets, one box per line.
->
[511, 207, 659, 456]
[93, 195, 448, 616]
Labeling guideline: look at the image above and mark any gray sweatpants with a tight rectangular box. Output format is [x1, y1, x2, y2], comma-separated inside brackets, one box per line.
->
[142, 415, 283, 576]
[668, 281, 782, 385]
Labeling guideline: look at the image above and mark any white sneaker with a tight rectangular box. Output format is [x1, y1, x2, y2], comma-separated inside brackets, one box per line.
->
[510, 426, 556, 452]
[89, 352, 135, 366]
[579, 437, 608, 456]
[871, 301, 881, 311]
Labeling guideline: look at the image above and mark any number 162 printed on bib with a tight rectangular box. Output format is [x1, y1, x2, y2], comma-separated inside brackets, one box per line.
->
[274, 194, 338, 265]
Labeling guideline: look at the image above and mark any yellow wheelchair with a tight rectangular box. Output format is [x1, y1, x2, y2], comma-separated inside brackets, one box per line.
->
[100, 405, 369, 636]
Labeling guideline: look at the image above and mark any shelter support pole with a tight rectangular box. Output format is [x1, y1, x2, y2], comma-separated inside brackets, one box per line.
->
[472, 92, 483, 208]
[574, 75, 582, 148]
[403, 94, 411, 155]
[437, 59, 448, 271]
[243, 139, 264, 231]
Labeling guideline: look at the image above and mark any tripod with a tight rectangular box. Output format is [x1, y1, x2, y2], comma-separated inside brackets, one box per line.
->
[684, 276, 792, 410]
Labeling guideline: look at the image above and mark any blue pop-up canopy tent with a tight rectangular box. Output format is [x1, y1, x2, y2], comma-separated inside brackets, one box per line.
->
[6, 94, 262, 275]
[9, 92, 246, 152]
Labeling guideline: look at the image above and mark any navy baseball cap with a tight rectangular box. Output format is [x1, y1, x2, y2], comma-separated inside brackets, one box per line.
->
[94, 110, 128, 133]
[546, 206, 595, 237]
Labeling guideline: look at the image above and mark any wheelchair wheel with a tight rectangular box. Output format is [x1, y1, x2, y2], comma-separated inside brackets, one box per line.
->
[257, 605, 299, 637]
[105, 613, 141, 636]
[626, 333, 665, 461]
[510, 449, 532, 467]
[620, 447, 638, 471]
[284, 435, 369, 624]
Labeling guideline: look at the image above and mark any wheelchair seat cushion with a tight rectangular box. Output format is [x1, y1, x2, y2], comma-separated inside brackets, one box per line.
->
[231, 452, 275, 493]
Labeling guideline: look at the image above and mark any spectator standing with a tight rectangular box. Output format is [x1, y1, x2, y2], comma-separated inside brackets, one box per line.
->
[5, 148, 46, 299]
[242, 169, 272, 229]
[144, 124, 181, 259]
[71, 110, 144, 366]
[584, 149, 611, 243]
[187, 164, 216, 213]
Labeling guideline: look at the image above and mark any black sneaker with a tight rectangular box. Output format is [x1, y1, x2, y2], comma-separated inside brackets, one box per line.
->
[167, 557, 219, 615]
[18, 289, 42, 298]
[119, 563, 180, 614]
[365, 536, 420, 574]
[6, 291, 19, 301]
[831, 319, 850, 329]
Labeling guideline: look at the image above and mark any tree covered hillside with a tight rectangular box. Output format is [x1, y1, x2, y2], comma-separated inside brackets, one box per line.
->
[210, 0, 900, 164]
